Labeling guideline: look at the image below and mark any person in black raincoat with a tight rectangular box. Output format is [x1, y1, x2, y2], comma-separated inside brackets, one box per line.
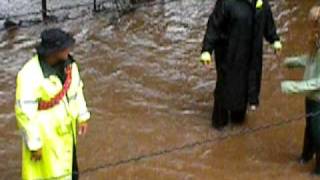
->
[200, 0, 281, 129]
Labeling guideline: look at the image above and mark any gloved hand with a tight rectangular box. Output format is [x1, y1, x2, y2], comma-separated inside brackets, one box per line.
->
[256, 0, 263, 9]
[309, 6, 320, 22]
[281, 81, 296, 94]
[200, 52, 212, 65]
[273, 41, 283, 51]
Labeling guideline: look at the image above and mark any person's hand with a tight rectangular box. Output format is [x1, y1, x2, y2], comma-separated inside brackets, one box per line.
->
[200, 52, 213, 69]
[273, 41, 282, 55]
[309, 6, 320, 21]
[31, 149, 42, 161]
[256, 0, 263, 9]
[281, 81, 295, 94]
[78, 122, 88, 136]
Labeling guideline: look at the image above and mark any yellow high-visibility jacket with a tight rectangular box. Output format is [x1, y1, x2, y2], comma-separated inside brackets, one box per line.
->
[15, 55, 90, 180]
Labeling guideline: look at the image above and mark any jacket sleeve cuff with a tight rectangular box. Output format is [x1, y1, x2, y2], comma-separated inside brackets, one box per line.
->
[20, 125, 42, 151]
[27, 137, 42, 151]
[78, 111, 90, 123]
[284, 56, 308, 67]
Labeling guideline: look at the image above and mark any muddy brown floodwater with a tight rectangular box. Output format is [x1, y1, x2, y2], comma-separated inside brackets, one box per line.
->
[0, 0, 319, 179]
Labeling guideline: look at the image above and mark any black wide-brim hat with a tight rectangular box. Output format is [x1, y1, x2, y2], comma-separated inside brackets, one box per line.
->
[36, 28, 75, 56]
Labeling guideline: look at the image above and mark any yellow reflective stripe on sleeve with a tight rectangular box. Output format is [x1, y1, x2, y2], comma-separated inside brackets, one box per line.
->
[68, 93, 78, 101]
[16, 100, 38, 108]
[16, 100, 39, 120]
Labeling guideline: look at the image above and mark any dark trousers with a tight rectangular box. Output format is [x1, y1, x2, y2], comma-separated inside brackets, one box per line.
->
[248, 67, 262, 106]
[72, 144, 79, 180]
[212, 98, 246, 129]
[302, 99, 320, 173]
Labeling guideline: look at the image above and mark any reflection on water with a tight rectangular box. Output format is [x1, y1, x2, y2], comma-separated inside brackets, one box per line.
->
[0, 0, 317, 179]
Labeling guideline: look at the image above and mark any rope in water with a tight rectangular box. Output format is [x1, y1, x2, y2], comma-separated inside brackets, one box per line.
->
[80, 110, 319, 174]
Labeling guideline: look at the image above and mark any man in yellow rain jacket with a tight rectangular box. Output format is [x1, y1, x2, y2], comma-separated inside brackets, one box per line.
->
[15, 28, 90, 180]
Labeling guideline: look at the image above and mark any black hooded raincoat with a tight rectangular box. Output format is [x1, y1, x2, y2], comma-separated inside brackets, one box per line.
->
[202, 0, 280, 110]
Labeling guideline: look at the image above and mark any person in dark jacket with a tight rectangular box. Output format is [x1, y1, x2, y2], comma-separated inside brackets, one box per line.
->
[200, 0, 281, 129]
